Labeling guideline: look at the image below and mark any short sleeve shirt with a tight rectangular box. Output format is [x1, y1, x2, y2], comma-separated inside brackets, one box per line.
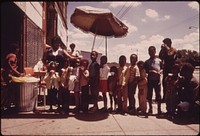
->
[144, 57, 162, 81]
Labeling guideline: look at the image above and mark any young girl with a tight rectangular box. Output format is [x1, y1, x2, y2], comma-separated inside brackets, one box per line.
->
[58, 59, 71, 114]
[70, 59, 81, 113]
[99, 56, 110, 111]
[44, 61, 60, 112]
[137, 61, 148, 117]
[108, 66, 118, 112]
[79, 59, 90, 112]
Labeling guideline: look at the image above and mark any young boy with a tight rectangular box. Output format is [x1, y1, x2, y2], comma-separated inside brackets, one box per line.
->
[144, 46, 163, 115]
[137, 61, 148, 118]
[117, 55, 130, 115]
[108, 66, 118, 112]
[177, 63, 199, 119]
[128, 54, 140, 114]
[79, 59, 90, 112]
[164, 64, 180, 119]
[88, 51, 100, 113]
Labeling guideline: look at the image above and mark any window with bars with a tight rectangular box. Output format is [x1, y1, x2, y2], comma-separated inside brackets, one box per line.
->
[25, 18, 43, 67]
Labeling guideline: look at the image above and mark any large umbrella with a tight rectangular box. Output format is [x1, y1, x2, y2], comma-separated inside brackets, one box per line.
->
[70, 6, 128, 56]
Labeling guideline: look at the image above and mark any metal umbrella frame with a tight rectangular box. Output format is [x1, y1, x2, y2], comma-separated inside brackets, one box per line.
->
[70, 6, 128, 56]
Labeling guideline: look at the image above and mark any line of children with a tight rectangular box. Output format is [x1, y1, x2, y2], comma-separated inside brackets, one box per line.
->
[42, 47, 198, 121]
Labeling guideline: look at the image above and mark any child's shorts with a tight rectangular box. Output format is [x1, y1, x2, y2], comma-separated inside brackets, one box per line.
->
[99, 80, 107, 93]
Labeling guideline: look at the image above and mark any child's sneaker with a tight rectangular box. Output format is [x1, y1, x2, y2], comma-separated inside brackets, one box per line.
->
[148, 109, 153, 114]
[89, 106, 98, 113]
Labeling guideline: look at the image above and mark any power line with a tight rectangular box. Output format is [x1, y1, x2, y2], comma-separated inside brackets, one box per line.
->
[154, 13, 199, 35]
[116, 2, 127, 17]
[119, 2, 134, 19]
[96, 2, 133, 50]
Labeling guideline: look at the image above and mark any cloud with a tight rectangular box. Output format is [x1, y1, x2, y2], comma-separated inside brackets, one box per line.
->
[145, 9, 170, 22]
[69, 29, 91, 40]
[140, 35, 146, 40]
[107, 30, 199, 62]
[122, 20, 138, 34]
[68, 29, 93, 51]
[156, 15, 170, 21]
[141, 18, 147, 22]
[174, 30, 199, 51]
[108, 35, 165, 62]
[188, 1, 199, 11]
[109, 2, 142, 8]
[145, 9, 159, 18]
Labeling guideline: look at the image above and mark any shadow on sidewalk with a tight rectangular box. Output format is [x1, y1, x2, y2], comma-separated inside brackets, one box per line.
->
[155, 113, 200, 125]
[1, 107, 109, 121]
[74, 112, 109, 122]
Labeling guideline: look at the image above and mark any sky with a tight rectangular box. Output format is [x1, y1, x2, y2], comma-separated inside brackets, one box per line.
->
[67, 1, 199, 63]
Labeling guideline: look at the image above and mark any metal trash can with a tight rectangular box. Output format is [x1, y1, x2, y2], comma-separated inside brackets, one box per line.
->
[16, 82, 38, 112]
[11, 76, 40, 112]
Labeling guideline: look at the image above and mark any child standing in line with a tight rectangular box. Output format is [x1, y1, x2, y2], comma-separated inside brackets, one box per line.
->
[79, 59, 90, 113]
[128, 54, 140, 114]
[72, 59, 81, 113]
[44, 61, 60, 112]
[108, 66, 118, 112]
[137, 61, 148, 118]
[117, 55, 130, 115]
[58, 59, 71, 114]
[99, 56, 110, 111]
[88, 51, 100, 113]
[164, 64, 180, 118]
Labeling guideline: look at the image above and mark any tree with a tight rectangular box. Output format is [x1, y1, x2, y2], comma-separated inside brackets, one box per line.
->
[177, 49, 200, 66]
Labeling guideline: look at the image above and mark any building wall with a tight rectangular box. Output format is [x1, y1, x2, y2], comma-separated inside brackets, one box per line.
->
[14, 2, 43, 29]
[12, 2, 68, 67]
[46, 2, 68, 49]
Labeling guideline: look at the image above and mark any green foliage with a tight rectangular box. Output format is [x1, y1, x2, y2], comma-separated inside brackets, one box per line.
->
[177, 49, 200, 66]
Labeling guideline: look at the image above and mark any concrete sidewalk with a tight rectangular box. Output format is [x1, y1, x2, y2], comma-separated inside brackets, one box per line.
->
[1, 100, 199, 135]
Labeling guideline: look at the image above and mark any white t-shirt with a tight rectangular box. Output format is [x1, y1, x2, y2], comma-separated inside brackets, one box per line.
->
[100, 64, 110, 80]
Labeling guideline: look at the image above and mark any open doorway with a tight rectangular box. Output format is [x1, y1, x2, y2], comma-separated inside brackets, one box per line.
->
[1, 2, 24, 72]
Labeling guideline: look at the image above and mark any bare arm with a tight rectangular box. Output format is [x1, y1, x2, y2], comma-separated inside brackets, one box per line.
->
[63, 49, 81, 60]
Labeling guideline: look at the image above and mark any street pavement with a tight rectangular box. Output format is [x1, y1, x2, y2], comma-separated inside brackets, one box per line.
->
[1, 70, 199, 135]
[1, 97, 199, 135]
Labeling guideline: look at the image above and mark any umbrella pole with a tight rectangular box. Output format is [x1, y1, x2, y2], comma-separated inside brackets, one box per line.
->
[105, 36, 107, 56]
[91, 34, 97, 51]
